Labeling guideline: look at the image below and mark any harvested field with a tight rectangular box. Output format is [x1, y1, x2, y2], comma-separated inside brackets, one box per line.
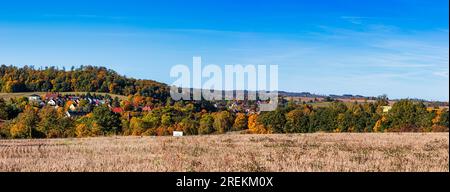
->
[0, 133, 448, 172]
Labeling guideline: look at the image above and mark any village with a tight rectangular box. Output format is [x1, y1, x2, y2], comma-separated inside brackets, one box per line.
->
[26, 92, 154, 118]
[23, 91, 449, 119]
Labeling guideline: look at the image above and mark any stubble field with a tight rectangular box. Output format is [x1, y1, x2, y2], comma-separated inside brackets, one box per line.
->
[0, 133, 448, 172]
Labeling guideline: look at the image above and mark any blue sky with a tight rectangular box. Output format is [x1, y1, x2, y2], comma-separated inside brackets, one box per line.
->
[0, 0, 448, 101]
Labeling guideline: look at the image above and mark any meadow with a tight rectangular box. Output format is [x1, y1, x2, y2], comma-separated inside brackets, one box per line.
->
[0, 133, 448, 172]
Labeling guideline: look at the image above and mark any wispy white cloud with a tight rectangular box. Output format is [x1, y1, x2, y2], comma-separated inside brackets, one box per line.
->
[340, 16, 414, 25]
[340, 16, 376, 24]
[433, 70, 449, 78]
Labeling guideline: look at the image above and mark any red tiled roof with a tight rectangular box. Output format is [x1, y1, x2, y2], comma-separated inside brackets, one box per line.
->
[142, 106, 152, 111]
[45, 93, 59, 99]
[112, 107, 123, 113]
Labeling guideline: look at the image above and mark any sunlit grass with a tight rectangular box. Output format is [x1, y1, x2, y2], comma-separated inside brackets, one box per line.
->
[0, 133, 448, 172]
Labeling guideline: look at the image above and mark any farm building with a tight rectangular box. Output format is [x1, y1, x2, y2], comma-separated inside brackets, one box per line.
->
[65, 111, 88, 118]
[28, 94, 41, 102]
[382, 106, 392, 113]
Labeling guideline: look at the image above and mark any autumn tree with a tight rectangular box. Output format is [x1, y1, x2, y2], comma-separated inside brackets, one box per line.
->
[232, 113, 248, 131]
[75, 114, 101, 137]
[78, 99, 91, 112]
[383, 99, 432, 132]
[213, 111, 234, 133]
[438, 110, 449, 128]
[129, 117, 145, 135]
[284, 109, 309, 133]
[161, 114, 172, 127]
[36, 106, 75, 138]
[37, 106, 61, 137]
[142, 112, 161, 128]
[247, 114, 258, 133]
[199, 114, 214, 134]
[258, 110, 286, 133]
[248, 114, 268, 134]
[179, 117, 198, 135]
[4, 101, 20, 120]
[432, 109, 449, 132]
[0, 99, 8, 119]
[336, 112, 353, 132]
[92, 105, 122, 135]
[9, 106, 39, 138]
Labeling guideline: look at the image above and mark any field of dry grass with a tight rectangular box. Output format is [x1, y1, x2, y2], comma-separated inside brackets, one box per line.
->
[0, 133, 448, 172]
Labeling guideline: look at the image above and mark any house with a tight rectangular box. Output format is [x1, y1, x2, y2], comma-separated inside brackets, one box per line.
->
[382, 106, 392, 113]
[70, 96, 80, 104]
[47, 99, 57, 106]
[142, 106, 152, 112]
[45, 93, 60, 100]
[65, 111, 88, 118]
[28, 94, 41, 102]
[69, 103, 77, 111]
[56, 98, 64, 106]
[229, 102, 238, 109]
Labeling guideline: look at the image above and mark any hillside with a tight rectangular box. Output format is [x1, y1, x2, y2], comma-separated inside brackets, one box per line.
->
[0, 65, 169, 100]
[2, 65, 447, 104]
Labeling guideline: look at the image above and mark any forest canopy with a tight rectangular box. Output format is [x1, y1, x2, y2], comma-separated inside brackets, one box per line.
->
[0, 65, 169, 99]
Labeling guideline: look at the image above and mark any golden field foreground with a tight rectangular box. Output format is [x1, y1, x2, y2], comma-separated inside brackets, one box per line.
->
[0, 133, 448, 172]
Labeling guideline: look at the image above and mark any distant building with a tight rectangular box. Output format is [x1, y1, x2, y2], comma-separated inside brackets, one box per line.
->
[47, 99, 57, 106]
[142, 106, 152, 112]
[173, 131, 183, 137]
[45, 93, 60, 100]
[69, 103, 77, 111]
[111, 107, 123, 113]
[382, 106, 392, 113]
[28, 94, 41, 102]
[65, 111, 88, 118]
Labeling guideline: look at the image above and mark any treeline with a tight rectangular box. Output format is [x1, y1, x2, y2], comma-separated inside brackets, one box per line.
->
[1, 98, 448, 139]
[0, 65, 169, 99]
[0, 65, 448, 138]
[0, 104, 120, 138]
[251, 100, 448, 133]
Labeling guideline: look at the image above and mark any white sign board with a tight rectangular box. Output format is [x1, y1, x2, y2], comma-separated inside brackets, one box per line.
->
[173, 131, 183, 137]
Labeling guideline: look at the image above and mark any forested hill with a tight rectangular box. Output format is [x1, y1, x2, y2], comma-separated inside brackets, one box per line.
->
[0, 65, 169, 99]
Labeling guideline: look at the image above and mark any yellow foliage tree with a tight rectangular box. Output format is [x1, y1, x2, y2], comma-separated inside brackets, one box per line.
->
[10, 106, 38, 138]
[373, 116, 386, 132]
[10, 122, 28, 138]
[248, 114, 268, 134]
[129, 117, 145, 136]
[75, 123, 90, 137]
[232, 113, 248, 131]
[248, 114, 258, 133]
